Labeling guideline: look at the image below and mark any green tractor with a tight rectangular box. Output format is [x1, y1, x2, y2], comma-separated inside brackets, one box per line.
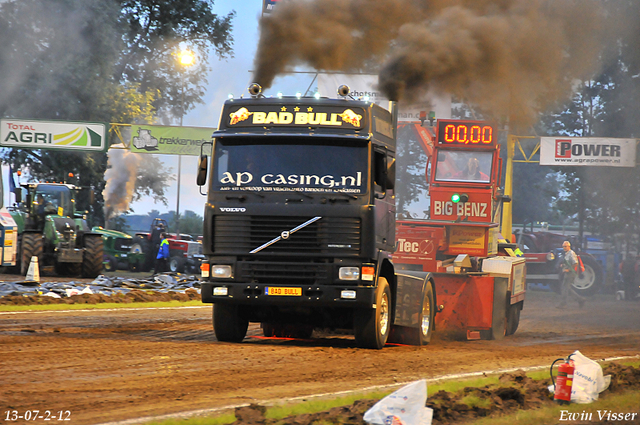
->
[10, 183, 104, 277]
[91, 226, 146, 272]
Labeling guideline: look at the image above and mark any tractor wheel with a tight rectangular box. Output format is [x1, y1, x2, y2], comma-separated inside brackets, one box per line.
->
[82, 235, 104, 278]
[20, 233, 44, 276]
[213, 304, 248, 343]
[169, 256, 185, 273]
[572, 255, 603, 297]
[104, 255, 118, 272]
[354, 277, 392, 349]
[131, 236, 153, 272]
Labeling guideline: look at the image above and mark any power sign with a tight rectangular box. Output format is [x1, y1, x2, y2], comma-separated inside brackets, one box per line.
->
[540, 137, 636, 167]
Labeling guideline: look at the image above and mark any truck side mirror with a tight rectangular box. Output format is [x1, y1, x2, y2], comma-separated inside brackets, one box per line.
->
[13, 187, 22, 202]
[196, 155, 208, 186]
[386, 158, 396, 190]
[89, 189, 95, 205]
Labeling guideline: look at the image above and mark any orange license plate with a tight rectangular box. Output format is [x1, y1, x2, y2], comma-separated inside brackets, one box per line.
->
[265, 287, 302, 296]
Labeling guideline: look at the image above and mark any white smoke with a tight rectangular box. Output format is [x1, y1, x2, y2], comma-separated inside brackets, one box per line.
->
[103, 144, 140, 222]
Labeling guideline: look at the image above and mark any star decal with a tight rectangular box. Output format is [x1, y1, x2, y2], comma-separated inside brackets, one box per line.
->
[280, 106, 287, 112]
[294, 106, 300, 112]
[307, 107, 313, 112]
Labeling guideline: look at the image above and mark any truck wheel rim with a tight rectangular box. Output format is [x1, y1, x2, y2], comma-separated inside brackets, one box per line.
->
[421, 298, 431, 336]
[379, 293, 389, 336]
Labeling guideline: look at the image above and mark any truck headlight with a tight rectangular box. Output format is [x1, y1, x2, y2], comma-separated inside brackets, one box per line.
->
[546, 252, 555, 261]
[339, 267, 360, 280]
[212, 265, 233, 278]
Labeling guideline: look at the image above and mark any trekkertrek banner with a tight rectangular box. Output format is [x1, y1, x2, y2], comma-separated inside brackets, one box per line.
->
[0, 118, 107, 152]
[316, 73, 452, 121]
[262, 0, 280, 14]
[540, 137, 636, 167]
[129, 125, 216, 156]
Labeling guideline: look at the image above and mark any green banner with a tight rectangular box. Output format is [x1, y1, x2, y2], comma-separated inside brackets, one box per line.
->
[130, 125, 215, 156]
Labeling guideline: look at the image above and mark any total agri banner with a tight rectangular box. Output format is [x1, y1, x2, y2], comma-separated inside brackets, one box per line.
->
[540, 137, 637, 167]
[1, 118, 107, 152]
[129, 125, 216, 156]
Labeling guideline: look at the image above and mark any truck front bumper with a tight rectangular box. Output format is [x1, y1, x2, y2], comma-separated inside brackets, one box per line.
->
[201, 282, 375, 308]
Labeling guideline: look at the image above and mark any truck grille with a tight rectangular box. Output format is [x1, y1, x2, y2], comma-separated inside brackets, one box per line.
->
[213, 216, 360, 256]
[238, 261, 330, 285]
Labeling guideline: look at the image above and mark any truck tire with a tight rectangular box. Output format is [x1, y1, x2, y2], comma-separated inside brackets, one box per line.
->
[82, 235, 104, 278]
[505, 302, 522, 336]
[415, 283, 435, 345]
[169, 256, 185, 273]
[573, 255, 603, 297]
[213, 304, 248, 342]
[354, 277, 391, 349]
[20, 233, 44, 276]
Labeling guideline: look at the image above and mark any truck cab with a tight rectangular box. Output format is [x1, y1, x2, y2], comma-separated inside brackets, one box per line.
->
[197, 85, 435, 348]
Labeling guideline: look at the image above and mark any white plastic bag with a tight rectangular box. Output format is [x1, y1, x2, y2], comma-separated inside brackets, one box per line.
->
[363, 379, 433, 425]
[570, 350, 611, 404]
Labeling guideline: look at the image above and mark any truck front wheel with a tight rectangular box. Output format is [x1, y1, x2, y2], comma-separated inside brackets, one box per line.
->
[354, 277, 391, 349]
[213, 304, 248, 343]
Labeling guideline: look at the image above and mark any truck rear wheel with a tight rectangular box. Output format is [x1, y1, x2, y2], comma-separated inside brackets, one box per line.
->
[416, 283, 435, 345]
[354, 277, 391, 349]
[20, 233, 43, 276]
[82, 235, 104, 278]
[213, 304, 248, 343]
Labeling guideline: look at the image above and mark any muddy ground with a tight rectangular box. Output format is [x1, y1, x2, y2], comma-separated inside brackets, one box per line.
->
[1, 276, 639, 425]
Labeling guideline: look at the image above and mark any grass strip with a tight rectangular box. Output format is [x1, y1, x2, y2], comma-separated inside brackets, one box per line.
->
[145, 360, 640, 425]
[0, 300, 205, 312]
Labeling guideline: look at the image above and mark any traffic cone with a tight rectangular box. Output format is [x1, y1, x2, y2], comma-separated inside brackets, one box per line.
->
[26, 256, 40, 282]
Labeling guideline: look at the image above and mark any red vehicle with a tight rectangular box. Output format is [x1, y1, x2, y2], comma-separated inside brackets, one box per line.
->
[393, 119, 526, 339]
[131, 218, 204, 273]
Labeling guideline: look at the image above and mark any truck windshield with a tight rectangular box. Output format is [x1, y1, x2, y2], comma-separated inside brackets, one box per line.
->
[212, 138, 369, 195]
[434, 150, 493, 183]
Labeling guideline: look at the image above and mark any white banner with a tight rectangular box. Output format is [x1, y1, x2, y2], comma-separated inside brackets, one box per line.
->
[540, 137, 636, 167]
[1, 118, 107, 152]
[316, 73, 451, 121]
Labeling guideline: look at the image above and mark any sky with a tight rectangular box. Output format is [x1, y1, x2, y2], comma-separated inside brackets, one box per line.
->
[127, 0, 317, 217]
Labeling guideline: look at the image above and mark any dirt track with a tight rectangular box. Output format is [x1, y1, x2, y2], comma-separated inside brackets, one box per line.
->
[1, 289, 639, 425]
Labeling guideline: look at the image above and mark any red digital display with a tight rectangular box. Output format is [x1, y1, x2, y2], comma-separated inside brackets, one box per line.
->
[436, 120, 496, 147]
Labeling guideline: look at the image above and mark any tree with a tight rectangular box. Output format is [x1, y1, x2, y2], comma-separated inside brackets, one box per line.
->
[117, 0, 235, 123]
[0, 0, 235, 225]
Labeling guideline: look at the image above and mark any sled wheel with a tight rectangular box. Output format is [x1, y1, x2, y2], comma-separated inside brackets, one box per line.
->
[506, 302, 522, 336]
[354, 277, 391, 349]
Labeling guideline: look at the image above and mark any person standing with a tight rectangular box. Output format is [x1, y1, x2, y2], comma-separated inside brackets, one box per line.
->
[153, 233, 170, 275]
[558, 241, 586, 308]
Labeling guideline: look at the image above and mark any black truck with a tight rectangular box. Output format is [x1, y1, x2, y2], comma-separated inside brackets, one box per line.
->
[196, 84, 436, 349]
